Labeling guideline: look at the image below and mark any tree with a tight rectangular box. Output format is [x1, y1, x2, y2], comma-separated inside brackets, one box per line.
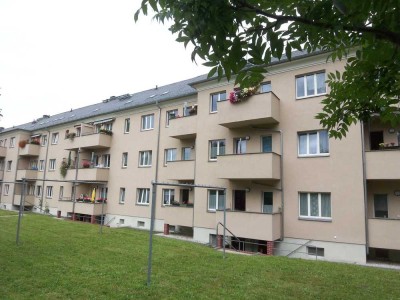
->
[135, 0, 400, 138]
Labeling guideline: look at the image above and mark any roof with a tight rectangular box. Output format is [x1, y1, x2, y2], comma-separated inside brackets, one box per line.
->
[1, 50, 326, 134]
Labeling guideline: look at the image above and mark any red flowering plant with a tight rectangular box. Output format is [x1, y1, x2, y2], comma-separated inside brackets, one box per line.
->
[229, 86, 258, 104]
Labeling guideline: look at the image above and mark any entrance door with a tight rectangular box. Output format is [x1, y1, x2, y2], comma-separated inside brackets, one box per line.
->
[374, 194, 388, 218]
[370, 131, 384, 150]
[234, 190, 246, 211]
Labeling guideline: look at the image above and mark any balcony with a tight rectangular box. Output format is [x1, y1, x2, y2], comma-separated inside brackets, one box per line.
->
[65, 167, 109, 182]
[16, 169, 38, 181]
[166, 160, 195, 181]
[218, 92, 280, 128]
[19, 144, 40, 156]
[58, 200, 107, 215]
[216, 210, 281, 241]
[0, 146, 7, 157]
[163, 205, 194, 227]
[65, 133, 112, 150]
[13, 195, 36, 206]
[365, 150, 400, 179]
[368, 218, 400, 250]
[168, 115, 197, 139]
[217, 152, 280, 180]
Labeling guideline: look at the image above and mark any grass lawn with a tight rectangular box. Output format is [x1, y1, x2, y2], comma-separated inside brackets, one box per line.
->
[0, 211, 399, 299]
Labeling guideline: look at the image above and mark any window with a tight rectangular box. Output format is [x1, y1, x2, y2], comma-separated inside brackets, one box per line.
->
[28, 184, 35, 196]
[51, 133, 59, 144]
[30, 159, 38, 170]
[208, 189, 225, 211]
[9, 137, 15, 148]
[234, 138, 247, 154]
[183, 105, 191, 117]
[39, 160, 45, 171]
[166, 109, 178, 126]
[182, 147, 192, 160]
[298, 130, 329, 156]
[59, 186, 64, 200]
[180, 189, 190, 204]
[76, 127, 81, 137]
[41, 135, 47, 146]
[260, 82, 271, 93]
[36, 185, 42, 197]
[46, 186, 53, 198]
[210, 91, 226, 113]
[0, 140, 3, 147]
[119, 188, 126, 204]
[299, 192, 331, 219]
[124, 118, 130, 133]
[262, 136, 272, 153]
[163, 189, 175, 205]
[233, 190, 246, 211]
[165, 148, 177, 163]
[263, 192, 273, 213]
[49, 159, 56, 170]
[296, 72, 326, 98]
[139, 151, 152, 167]
[4, 184, 9, 195]
[137, 188, 150, 205]
[102, 154, 111, 168]
[6, 160, 12, 171]
[209, 140, 225, 160]
[0, 159, 4, 170]
[141, 114, 154, 130]
[122, 152, 128, 168]
[307, 246, 324, 257]
[374, 194, 388, 218]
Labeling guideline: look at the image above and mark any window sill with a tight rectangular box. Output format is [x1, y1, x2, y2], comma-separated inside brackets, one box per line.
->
[298, 217, 332, 222]
[138, 165, 152, 168]
[141, 128, 154, 132]
[298, 154, 330, 158]
[209, 111, 218, 114]
[119, 202, 125, 205]
[296, 93, 327, 100]
[207, 210, 216, 213]
[136, 203, 150, 206]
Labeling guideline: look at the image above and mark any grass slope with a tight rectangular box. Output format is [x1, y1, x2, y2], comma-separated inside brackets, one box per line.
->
[0, 211, 399, 299]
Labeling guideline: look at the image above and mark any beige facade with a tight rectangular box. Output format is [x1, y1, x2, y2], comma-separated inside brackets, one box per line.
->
[1, 52, 399, 264]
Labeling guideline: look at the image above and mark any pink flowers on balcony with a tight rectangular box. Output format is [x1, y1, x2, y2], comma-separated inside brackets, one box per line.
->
[229, 87, 258, 104]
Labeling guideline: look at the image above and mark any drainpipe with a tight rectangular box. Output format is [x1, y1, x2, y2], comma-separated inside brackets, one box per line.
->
[360, 122, 369, 254]
[12, 140, 21, 207]
[71, 148, 81, 219]
[251, 128, 284, 240]
[40, 130, 51, 210]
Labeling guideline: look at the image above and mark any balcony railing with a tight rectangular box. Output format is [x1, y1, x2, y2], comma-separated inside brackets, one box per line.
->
[13, 194, 36, 206]
[65, 132, 112, 150]
[0, 146, 7, 157]
[218, 92, 280, 128]
[217, 152, 281, 180]
[19, 144, 40, 156]
[162, 204, 194, 227]
[365, 150, 400, 179]
[368, 218, 400, 250]
[64, 167, 109, 182]
[168, 115, 197, 139]
[57, 199, 107, 215]
[16, 169, 38, 181]
[216, 210, 281, 241]
[166, 160, 195, 181]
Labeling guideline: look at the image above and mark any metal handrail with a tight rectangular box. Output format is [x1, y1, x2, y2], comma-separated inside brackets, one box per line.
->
[216, 222, 244, 251]
[286, 240, 312, 257]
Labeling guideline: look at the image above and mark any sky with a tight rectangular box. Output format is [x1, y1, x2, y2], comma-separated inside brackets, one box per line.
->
[0, 0, 210, 129]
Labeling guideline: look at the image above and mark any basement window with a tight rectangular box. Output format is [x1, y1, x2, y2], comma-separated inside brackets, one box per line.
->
[137, 221, 145, 227]
[307, 246, 324, 257]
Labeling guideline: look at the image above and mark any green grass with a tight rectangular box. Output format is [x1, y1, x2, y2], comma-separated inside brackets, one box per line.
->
[0, 211, 399, 299]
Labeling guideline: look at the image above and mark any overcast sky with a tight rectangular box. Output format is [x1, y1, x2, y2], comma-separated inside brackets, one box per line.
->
[0, 0, 210, 129]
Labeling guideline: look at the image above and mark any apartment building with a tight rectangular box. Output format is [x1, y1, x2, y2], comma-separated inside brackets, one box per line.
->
[0, 51, 399, 264]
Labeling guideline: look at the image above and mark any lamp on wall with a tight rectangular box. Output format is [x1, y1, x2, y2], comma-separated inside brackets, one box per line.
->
[245, 188, 251, 193]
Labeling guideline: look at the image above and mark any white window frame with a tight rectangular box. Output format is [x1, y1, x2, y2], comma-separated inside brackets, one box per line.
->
[139, 151, 152, 167]
[4, 184, 9, 195]
[6, 160, 12, 171]
[51, 133, 59, 145]
[166, 109, 178, 126]
[165, 148, 177, 163]
[141, 114, 154, 131]
[209, 139, 226, 161]
[119, 188, 126, 204]
[234, 137, 247, 154]
[59, 186, 64, 200]
[163, 189, 175, 205]
[137, 188, 150, 205]
[41, 135, 47, 146]
[260, 82, 271, 93]
[124, 118, 130, 133]
[299, 192, 331, 220]
[182, 147, 192, 161]
[39, 160, 45, 171]
[46, 186, 53, 198]
[296, 72, 326, 99]
[210, 91, 226, 113]
[122, 152, 128, 168]
[36, 185, 42, 197]
[208, 189, 225, 211]
[10, 137, 15, 148]
[298, 130, 329, 157]
[49, 159, 56, 170]
[102, 154, 111, 168]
